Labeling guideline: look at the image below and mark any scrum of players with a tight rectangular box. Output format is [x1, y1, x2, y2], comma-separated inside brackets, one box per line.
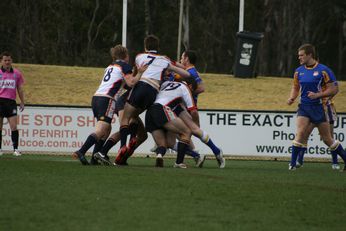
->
[72, 35, 225, 169]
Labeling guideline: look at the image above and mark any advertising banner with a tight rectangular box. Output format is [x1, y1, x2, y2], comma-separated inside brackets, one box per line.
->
[1, 106, 345, 159]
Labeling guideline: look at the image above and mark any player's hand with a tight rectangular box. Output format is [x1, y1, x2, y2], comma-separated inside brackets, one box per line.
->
[137, 64, 148, 74]
[287, 98, 295, 105]
[19, 102, 25, 112]
[307, 91, 321, 99]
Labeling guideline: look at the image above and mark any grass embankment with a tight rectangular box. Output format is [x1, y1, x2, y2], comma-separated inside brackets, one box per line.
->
[16, 63, 346, 112]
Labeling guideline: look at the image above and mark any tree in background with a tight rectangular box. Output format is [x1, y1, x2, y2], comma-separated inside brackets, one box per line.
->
[0, 0, 345, 79]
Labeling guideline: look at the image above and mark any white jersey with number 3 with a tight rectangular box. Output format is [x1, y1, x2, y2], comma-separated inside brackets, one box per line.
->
[154, 81, 196, 111]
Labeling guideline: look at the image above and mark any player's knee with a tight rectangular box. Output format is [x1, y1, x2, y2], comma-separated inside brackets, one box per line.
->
[292, 140, 304, 147]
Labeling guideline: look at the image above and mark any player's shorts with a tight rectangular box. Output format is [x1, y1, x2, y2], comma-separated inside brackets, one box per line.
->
[297, 104, 327, 124]
[145, 103, 177, 133]
[326, 103, 337, 125]
[172, 104, 185, 116]
[0, 98, 17, 118]
[127, 81, 158, 112]
[114, 91, 129, 116]
[91, 96, 115, 123]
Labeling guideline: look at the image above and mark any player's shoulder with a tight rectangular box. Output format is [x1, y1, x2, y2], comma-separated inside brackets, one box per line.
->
[316, 63, 332, 72]
[135, 52, 147, 58]
[295, 65, 305, 72]
[12, 67, 22, 74]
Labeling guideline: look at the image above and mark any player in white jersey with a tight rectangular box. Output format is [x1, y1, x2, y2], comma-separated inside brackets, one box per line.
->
[148, 78, 225, 168]
[145, 79, 197, 168]
[116, 35, 191, 164]
[73, 45, 147, 165]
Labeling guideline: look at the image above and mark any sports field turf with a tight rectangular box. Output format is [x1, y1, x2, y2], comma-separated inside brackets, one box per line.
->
[0, 154, 345, 231]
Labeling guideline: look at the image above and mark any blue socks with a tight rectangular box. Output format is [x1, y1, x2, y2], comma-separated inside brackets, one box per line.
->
[206, 139, 221, 156]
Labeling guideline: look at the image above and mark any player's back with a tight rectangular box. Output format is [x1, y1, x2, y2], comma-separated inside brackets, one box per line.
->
[136, 52, 171, 82]
[95, 61, 131, 98]
[155, 81, 195, 110]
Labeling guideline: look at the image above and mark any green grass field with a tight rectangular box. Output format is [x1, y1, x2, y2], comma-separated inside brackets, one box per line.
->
[2, 63, 345, 230]
[0, 154, 345, 231]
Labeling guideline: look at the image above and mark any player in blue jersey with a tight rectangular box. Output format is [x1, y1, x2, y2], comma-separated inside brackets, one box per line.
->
[295, 96, 340, 170]
[180, 50, 205, 126]
[287, 44, 346, 171]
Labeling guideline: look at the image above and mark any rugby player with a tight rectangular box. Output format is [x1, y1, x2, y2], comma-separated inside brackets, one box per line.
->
[145, 79, 197, 168]
[73, 45, 147, 165]
[287, 44, 346, 171]
[117, 35, 190, 164]
[296, 96, 340, 170]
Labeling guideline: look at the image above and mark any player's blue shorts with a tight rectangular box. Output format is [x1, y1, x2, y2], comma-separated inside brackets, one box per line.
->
[297, 104, 327, 124]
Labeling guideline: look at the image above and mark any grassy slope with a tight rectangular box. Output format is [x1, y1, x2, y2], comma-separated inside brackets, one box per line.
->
[16, 63, 346, 112]
[0, 155, 345, 231]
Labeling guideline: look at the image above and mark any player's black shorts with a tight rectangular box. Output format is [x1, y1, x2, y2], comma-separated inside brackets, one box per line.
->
[114, 91, 129, 116]
[0, 98, 17, 118]
[172, 104, 185, 116]
[91, 96, 115, 123]
[127, 81, 158, 112]
[145, 103, 177, 133]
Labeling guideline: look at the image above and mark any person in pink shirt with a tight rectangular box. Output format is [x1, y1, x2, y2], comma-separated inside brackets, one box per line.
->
[0, 51, 25, 156]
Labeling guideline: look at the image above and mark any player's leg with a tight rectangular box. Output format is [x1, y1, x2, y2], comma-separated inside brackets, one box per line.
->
[329, 123, 339, 170]
[90, 121, 111, 165]
[327, 104, 339, 169]
[151, 129, 168, 167]
[163, 118, 191, 168]
[0, 117, 3, 155]
[179, 110, 221, 154]
[317, 121, 346, 170]
[289, 116, 311, 170]
[119, 102, 138, 149]
[122, 117, 148, 164]
[74, 96, 114, 165]
[179, 110, 224, 168]
[7, 115, 20, 156]
[296, 122, 314, 167]
[167, 131, 206, 167]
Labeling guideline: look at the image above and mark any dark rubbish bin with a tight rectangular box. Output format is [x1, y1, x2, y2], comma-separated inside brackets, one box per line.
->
[234, 31, 264, 78]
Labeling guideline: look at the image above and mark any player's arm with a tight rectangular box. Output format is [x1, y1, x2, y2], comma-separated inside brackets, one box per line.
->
[124, 64, 148, 87]
[17, 84, 25, 112]
[308, 82, 338, 100]
[167, 64, 190, 78]
[195, 81, 205, 95]
[287, 72, 300, 105]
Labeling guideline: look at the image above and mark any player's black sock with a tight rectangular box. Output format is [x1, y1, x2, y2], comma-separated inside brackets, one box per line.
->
[101, 138, 117, 155]
[156, 146, 167, 156]
[120, 125, 129, 147]
[92, 139, 106, 154]
[176, 141, 188, 164]
[79, 133, 97, 154]
[11, 130, 19, 150]
[0, 132, 2, 149]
